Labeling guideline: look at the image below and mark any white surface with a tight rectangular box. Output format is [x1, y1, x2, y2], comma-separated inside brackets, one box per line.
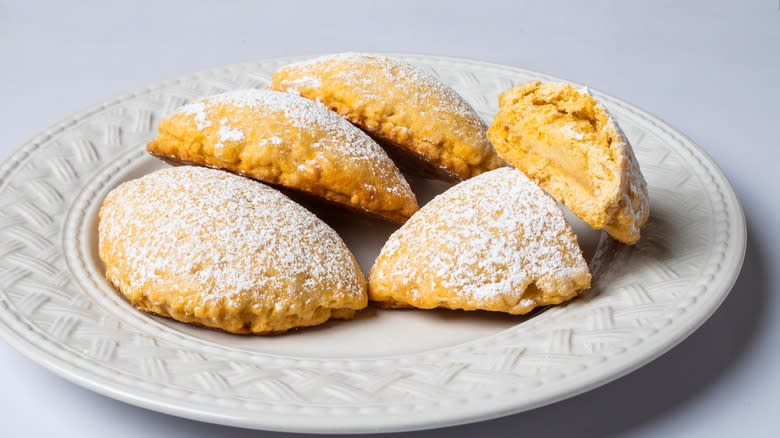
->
[0, 0, 776, 437]
[0, 53, 745, 433]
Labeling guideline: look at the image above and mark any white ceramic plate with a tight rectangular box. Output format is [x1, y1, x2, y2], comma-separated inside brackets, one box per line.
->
[0, 54, 745, 434]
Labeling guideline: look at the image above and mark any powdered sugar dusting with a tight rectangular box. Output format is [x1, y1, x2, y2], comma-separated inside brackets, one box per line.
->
[282, 53, 477, 120]
[283, 75, 322, 88]
[373, 167, 589, 304]
[599, 102, 650, 237]
[180, 102, 211, 130]
[574, 84, 649, 237]
[275, 53, 493, 157]
[172, 89, 414, 203]
[99, 166, 364, 308]
[218, 125, 244, 142]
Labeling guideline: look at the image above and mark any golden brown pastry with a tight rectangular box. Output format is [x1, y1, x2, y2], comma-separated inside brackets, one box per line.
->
[98, 166, 367, 334]
[270, 53, 504, 181]
[368, 167, 591, 314]
[147, 89, 418, 223]
[487, 81, 649, 244]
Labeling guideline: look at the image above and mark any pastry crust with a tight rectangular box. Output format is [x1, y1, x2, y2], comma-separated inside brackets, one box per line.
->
[98, 166, 367, 334]
[487, 81, 649, 244]
[270, 53, 504, 181]
[147, 89, 418, 223]
[368, 167, 591, 314]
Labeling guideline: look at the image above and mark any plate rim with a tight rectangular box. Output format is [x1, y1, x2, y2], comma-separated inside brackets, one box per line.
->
[0, 53, 746, 433]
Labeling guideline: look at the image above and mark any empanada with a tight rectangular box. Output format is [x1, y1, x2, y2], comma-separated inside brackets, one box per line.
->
[147, 89, 418, 223]
[99, 166, 367, 334]
[487, 81, 649, 244]
[368, 167, 591, 314]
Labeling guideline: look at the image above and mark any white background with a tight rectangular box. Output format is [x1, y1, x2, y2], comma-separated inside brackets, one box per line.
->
[1, 1, 778, 436]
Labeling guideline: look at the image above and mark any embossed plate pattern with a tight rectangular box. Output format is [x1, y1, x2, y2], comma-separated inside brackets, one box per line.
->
[0, 55, 745, 433]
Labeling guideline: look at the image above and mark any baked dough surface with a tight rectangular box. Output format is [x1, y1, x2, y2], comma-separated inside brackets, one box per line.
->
[99, 166, 367, 334]
[147, 89, 418, 223]
[368, 167, 591, 314]
[270, 53, 504, 181]
[487, 81, 649, 244]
